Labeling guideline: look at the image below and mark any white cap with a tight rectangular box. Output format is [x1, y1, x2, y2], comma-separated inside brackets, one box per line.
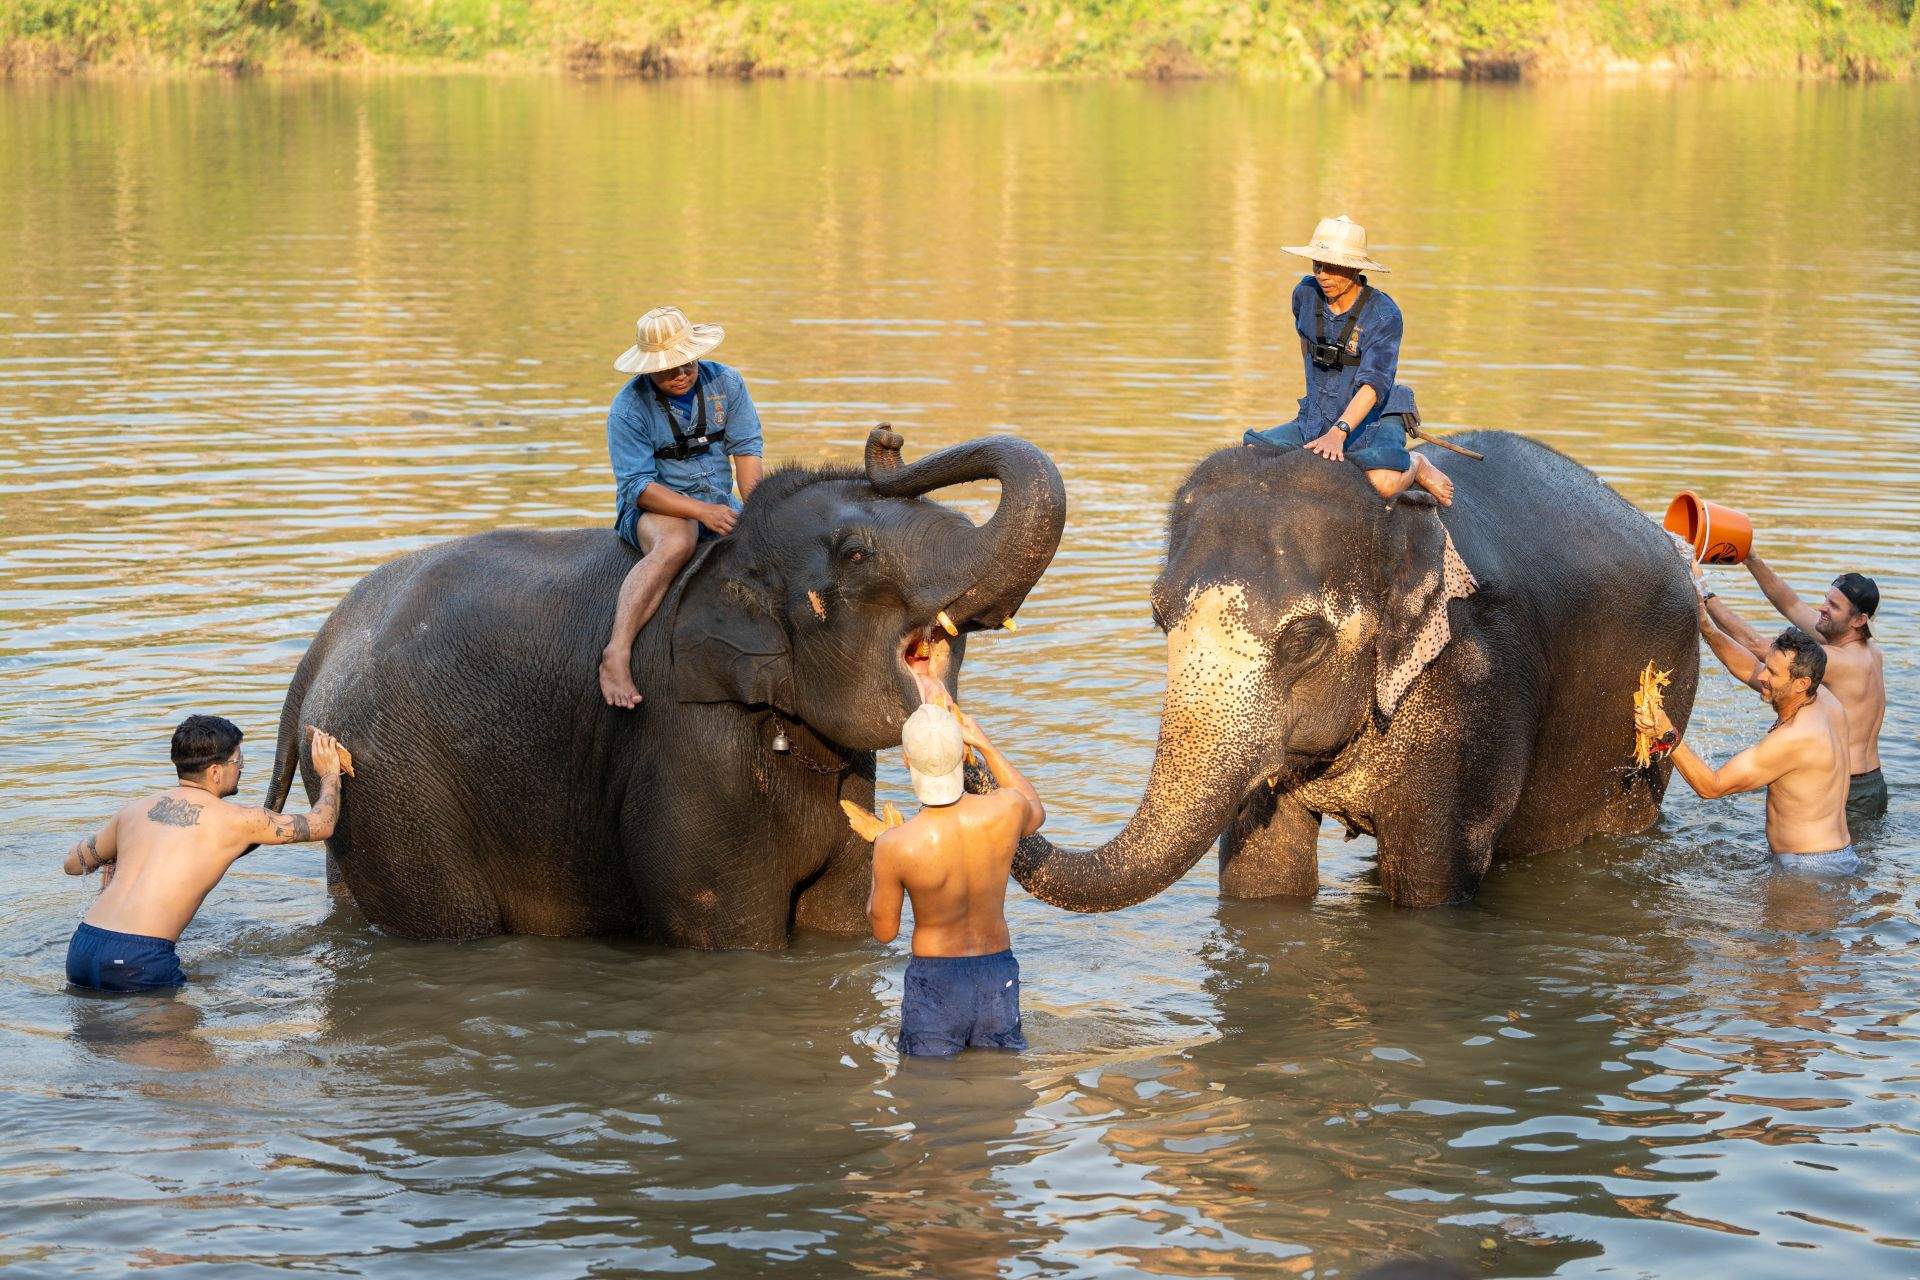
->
[902, 703, 965, 807]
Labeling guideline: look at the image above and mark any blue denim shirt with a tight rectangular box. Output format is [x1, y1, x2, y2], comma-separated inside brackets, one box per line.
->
[606, 360, 764, 527]
[1288, 274, 1403, 432]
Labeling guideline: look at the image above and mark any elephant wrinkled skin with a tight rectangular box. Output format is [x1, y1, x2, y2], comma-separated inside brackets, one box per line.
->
[262, 428, 1066, 947]
[1011, 431, 1699, 910]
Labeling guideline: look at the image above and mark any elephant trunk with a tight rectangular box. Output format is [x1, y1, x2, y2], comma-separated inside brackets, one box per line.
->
[1012, 583, 1278, 912]
[864, 426, 1067, 628]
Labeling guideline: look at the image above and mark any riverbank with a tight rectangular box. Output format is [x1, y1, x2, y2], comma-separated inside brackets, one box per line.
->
[3, 1, 1915, 80]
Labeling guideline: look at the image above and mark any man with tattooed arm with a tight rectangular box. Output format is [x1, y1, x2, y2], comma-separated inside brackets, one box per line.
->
[60, 714, 346, 992]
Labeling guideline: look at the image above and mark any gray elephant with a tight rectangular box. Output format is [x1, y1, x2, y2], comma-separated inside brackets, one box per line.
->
[260, 428, 1066, 947]
[1011, 431, 1698, 910]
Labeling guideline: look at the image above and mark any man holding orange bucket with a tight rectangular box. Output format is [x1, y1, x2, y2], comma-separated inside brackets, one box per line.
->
[1701, 562, 1886, 823]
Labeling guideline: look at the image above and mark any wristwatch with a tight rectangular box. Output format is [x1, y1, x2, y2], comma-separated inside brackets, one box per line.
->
[1332, 420, 1353, 435]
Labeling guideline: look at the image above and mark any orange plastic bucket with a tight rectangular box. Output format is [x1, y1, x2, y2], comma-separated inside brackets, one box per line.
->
[1664, 491, 1753, 565]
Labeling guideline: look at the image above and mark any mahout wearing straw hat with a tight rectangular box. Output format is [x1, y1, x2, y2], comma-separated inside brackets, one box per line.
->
[1281, 214, 1390, 273]
[614, 305, 725, 375]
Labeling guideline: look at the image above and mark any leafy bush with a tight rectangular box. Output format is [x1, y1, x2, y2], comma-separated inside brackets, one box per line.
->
[3, 0, 1914, 76]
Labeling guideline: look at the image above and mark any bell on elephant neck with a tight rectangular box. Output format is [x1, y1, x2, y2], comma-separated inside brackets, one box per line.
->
[771, 725, 791, 754]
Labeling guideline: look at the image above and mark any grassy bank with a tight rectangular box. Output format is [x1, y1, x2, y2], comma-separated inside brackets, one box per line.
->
[3, 0, 1915, 79]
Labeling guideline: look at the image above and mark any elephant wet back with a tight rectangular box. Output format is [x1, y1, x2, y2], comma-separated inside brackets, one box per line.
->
[289, 531, 644, 937]
[1433, 432, 1699, 852]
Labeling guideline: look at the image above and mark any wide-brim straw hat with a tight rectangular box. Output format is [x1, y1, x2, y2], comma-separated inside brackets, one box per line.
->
[614, 306, 725, 375]
[1282, 214, 1390, 273]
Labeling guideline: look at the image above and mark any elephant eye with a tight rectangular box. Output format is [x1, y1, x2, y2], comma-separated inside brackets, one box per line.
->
[845, 546, 868, 564]
[1278, 617, 1332, 665]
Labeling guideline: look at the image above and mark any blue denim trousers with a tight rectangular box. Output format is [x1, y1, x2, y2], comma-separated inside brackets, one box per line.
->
[1243, 413, 1414, 473]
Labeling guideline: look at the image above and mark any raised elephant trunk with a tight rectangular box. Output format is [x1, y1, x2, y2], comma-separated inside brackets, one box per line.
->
[1012, 583, 1278, 912]
[864, 426, 1067, 628]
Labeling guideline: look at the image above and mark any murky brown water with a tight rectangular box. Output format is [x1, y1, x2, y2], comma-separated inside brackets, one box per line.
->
[2, 78, 1918, 1276]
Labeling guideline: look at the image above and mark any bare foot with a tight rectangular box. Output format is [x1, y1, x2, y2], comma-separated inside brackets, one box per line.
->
[1415, 455, 1454, 506]
[598, 647, 643, 708]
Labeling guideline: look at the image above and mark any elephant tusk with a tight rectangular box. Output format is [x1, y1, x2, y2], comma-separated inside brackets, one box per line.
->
[936, 610, 959, 636]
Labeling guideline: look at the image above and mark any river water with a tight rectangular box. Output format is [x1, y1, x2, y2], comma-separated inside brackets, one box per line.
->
[2, 78, 1917, 1277]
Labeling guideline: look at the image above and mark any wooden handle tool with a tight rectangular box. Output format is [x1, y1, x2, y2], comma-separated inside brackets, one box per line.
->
[1408, 423, 1485, 461]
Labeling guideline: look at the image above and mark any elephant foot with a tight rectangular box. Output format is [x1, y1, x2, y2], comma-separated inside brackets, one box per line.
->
[1221, 857, 1320, 900]
[1375, 849, 1482, 908]
[598, 647, 644, 709]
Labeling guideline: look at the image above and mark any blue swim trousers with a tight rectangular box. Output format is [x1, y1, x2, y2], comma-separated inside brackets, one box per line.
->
[66, 922, 186, 993]
[1243, 414, 1413, 474]
[1771, 847, 1860, 877]
[898, 949, 1027, 1058]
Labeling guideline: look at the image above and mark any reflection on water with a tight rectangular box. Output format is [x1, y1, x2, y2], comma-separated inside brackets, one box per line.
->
[1, 77, 1917, 1275]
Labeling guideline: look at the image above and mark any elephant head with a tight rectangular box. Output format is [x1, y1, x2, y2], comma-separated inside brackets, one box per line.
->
[668, 427, 1067, 751]
[1013, 446, 1474, 911]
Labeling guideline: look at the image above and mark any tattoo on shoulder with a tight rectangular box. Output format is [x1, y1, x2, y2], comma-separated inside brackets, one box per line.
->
[148, 795, 203, 828]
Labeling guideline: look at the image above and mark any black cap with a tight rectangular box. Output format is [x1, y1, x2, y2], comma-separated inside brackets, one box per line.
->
[1832, 572, 1879, 635]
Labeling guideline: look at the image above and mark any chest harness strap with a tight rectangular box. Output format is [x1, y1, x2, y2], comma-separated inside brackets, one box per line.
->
[1310, 284, 1375, 370]
[651, 373, 728, 462]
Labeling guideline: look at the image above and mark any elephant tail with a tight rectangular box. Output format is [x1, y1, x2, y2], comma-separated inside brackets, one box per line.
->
[263, 695, 303, 815]
[262, 627, 331, 814]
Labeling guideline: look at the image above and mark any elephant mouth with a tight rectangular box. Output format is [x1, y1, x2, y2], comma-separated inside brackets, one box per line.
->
[898, 623, 956, 691]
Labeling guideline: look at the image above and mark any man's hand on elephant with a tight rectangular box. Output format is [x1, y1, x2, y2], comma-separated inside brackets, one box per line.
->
[308, 728, 344, 779]
[1306, 427, 1347, 462]
[699, 503, 739, 537]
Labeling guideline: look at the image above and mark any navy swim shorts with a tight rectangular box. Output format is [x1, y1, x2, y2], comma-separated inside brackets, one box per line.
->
[898, 949, 1027, 1058]
[1847, 768, 1888, 823]
[66, 922, 186, 993]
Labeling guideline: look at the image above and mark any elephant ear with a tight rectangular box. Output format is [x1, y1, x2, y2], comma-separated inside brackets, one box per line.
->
[667, 547, 797, 711]
[1374, 501, 1478, 717]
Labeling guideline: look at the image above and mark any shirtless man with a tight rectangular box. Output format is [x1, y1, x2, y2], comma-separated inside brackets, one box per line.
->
[61, 715, 345, 992]
[867, 691, 1045, 1057]
[1702, 559, 1885, 822]
[1640, 626, 1855, 875]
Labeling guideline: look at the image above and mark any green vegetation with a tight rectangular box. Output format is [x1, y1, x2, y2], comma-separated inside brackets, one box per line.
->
[3, 0, 1914, 78]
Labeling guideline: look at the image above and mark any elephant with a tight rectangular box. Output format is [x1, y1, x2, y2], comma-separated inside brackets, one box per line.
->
[258, 427, 1066, 947]
[1009, 430, 1699, 910]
